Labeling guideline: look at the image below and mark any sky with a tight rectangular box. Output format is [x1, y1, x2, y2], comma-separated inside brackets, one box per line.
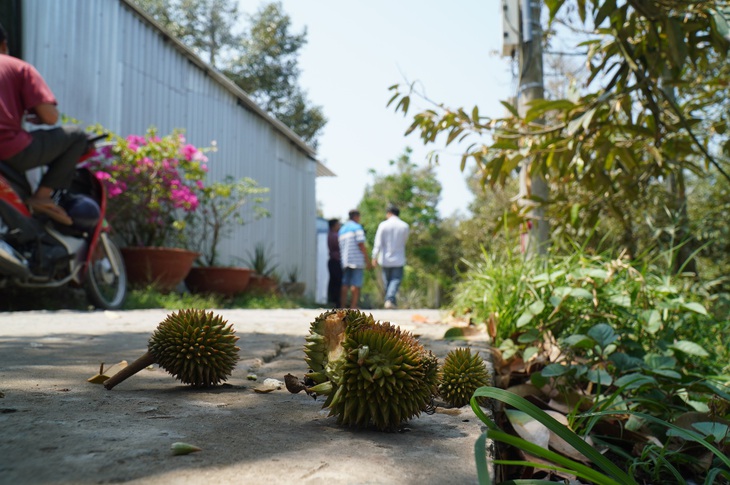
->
[237, 0, 516, 221]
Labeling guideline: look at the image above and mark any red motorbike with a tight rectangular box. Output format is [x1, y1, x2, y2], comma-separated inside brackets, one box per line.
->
[0, 134, 127, 309]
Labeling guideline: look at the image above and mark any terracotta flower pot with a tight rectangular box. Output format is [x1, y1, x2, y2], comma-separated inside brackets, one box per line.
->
[185, 267, 252, 297]
[281, 281, 306, 297]
[121, 247, 198, 292]
[247, 274, 278, 295]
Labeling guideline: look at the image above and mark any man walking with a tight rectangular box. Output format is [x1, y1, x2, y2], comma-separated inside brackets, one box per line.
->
[338, 209, 370, 309]
[371, 206, 409, 309]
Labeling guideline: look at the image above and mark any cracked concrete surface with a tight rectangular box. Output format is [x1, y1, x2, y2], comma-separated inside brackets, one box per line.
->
[0, 308, 491, 485]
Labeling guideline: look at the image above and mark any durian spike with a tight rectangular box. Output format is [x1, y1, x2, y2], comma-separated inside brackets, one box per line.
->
[103, 351, 155, 390]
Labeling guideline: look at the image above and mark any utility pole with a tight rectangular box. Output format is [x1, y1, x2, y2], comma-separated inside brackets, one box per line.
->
[516, 0, 549, 255]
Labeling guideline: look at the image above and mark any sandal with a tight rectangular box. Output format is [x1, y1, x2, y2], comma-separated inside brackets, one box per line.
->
[25, 197, 73, 226]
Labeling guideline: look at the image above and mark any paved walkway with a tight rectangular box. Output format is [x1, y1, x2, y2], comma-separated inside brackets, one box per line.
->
[0, 308, 490, 485]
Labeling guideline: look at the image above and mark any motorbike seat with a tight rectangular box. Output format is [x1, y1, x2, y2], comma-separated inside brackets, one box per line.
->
[0, 161, 32, 198]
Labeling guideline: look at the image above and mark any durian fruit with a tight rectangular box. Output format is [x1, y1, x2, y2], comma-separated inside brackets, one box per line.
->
[303, 308, 376, 385]
[104, 309, 240, 390]
[293, 309, 439, 431]
[438, 347, 491, 407]
[326, 321, 439, 430]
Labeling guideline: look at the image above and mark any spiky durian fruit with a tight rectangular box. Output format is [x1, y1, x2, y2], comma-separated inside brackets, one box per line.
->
[438, 347, 490, 407]
[104, 309, 240, 389]
[303, 309, 376, 385]
[325, 321, 439, 430]
[292, 310, 439, 431]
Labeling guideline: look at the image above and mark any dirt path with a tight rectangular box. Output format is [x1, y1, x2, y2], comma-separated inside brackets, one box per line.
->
[0, 308, 491, 484]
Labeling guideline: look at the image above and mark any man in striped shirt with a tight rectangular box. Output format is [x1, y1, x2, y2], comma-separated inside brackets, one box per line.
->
[338, 209, 371, 308]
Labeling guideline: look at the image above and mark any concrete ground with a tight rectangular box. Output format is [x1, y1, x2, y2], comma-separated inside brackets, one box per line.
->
[0, 308, 491, 485]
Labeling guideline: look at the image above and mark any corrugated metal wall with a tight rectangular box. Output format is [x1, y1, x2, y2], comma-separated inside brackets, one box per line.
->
[21, 0, 318, 296]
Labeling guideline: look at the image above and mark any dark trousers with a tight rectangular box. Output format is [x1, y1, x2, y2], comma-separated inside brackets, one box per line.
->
[6, 126, 87, 191]
[327, 259, 342, 307]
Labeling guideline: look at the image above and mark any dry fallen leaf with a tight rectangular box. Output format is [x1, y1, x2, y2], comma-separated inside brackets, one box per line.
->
[544, 410, 592, 464]
[87, 361, 128, 384]
[506, 409, 550, 450]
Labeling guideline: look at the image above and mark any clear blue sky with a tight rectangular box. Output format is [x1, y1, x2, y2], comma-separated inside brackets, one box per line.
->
[237, 0, 515, 220]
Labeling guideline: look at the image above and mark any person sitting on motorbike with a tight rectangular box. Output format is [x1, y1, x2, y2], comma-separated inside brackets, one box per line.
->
[0, 22, 87, 226]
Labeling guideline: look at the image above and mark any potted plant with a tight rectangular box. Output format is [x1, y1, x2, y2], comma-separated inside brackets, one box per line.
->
[87, 127, 209, 290]
[244, 243, 279, 294]
[183, 176, 269, 296]
[281, 265, 306, 297]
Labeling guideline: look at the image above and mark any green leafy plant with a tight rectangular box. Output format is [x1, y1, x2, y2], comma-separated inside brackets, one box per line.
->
[244, 242, 279, 277]
[185, 176, 269, 266]
[470, 387, 730, 485]
[285, 265, 299, 284]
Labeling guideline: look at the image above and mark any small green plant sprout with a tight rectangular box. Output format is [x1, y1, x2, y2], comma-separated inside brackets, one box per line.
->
[103, 309, 239, 389]
[245, 242, 279, 276]
[286, 265, 299, 283]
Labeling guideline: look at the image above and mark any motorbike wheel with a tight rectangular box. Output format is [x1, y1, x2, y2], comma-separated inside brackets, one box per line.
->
[84, 233, 127, 309]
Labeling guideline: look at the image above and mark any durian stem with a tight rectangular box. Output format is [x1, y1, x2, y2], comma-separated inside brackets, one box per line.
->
[103, 351, 155, 390]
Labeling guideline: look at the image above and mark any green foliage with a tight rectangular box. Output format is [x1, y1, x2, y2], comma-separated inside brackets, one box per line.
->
[124, 286, 222, 309]
[450, 246, 530, 350]
[388, 1, 730, 264]
[456, 241, 730, 483]
[689, 162, 730, 292]
[454, 243, 729, 375]
[471, 387, 730, 485]
[122, 285, 310, 310]
[185, 175, 270, 267]
[223, 2, 327, 145]
[131, 0, 240, 66]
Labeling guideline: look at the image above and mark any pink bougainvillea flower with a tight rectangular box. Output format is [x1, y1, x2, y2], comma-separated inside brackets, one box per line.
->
[97, 128, 210, 247]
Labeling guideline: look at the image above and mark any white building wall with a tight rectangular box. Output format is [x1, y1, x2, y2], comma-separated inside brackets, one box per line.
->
[21, 0, 318, 297]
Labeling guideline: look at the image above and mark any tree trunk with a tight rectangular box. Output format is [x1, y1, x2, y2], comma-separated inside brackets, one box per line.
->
[517, 0, 549, 256]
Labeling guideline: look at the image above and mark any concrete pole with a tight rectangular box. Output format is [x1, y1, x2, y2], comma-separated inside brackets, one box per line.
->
[517, 0, 549, 255]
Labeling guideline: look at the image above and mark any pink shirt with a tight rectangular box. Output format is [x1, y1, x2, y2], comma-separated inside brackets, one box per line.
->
[0, 54, 57, 159]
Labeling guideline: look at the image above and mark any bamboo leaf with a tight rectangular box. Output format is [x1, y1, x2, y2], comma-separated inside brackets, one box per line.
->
[500, 100, 519, 117]
[594, 0, 616, 27]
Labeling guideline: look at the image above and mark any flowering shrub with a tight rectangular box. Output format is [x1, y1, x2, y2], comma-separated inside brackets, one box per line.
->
[184, 176, 270, 266]
[88, 128, 209, 247]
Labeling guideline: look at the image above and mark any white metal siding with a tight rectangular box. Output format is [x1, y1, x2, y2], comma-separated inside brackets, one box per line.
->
[22, 0, 318, 296]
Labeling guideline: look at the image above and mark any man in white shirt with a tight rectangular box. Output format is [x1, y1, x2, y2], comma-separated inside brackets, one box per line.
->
[371, 206, 409, 309]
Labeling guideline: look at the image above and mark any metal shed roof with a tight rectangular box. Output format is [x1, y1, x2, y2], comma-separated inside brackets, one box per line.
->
[120, 0, 336, 176]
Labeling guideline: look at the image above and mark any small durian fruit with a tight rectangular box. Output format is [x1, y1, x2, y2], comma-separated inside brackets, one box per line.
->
[324, 321, 440, 431]
[438, 347, 491, 408]
[303, 309, 376, 385]
[104, 309, 239, 389]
